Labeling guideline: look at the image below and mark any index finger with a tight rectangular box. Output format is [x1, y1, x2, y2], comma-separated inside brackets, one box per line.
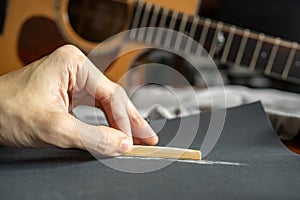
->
[127, 101, 159, 145]
[76, 56, 158, 145]
[78, 58, 132, 137]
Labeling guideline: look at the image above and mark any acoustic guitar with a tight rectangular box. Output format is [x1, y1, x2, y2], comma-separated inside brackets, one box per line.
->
[0, 0, 299, 85]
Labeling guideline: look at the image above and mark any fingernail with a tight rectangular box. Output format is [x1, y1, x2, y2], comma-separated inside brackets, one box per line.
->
[120, 138, 132, 152]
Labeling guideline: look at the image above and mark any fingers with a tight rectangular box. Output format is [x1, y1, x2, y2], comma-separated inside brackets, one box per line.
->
[75, 118, 133, 156]
[100, 84, 132, 137]
[94, 83, 158, 146]
[76, 58, 157, 144]
[54, 45, 159, 146]
[46, 113, 133, 156]
[71, 90, 158, 146]
[72, 56, 133, 136]
[51, 46, 133, 140]
[127, 101, 159, 146]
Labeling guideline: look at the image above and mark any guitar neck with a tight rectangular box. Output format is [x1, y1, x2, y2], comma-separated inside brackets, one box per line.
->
[128, 0, 300, 84]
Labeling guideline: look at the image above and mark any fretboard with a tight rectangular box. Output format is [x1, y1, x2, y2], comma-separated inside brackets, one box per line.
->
[128, 0, 300, 84]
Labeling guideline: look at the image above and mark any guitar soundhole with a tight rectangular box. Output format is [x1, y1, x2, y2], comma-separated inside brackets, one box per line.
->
[18, 17, 66, 65]
[68, 0, 129, 42]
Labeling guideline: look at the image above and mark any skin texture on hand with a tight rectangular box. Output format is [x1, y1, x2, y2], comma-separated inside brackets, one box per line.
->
[0, 45, 158, 156]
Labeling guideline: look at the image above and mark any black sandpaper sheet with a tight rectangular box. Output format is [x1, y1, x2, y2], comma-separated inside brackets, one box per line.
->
[0, 102, 300, 199]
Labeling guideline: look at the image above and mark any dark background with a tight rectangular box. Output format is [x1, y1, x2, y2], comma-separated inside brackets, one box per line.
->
[199, 0, 300, 43]
[198, 0, 300, 92]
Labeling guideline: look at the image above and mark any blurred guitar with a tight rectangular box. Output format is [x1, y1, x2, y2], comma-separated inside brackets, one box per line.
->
[0, 0, 299, 85]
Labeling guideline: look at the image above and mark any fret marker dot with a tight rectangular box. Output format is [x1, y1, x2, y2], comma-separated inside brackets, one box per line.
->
[217, 32, 225, 47]
[260, 51, 268, 58]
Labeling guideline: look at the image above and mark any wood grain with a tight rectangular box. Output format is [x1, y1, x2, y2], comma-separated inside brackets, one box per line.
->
[0, 0, 199, 76]
[124, 145, 201, 160]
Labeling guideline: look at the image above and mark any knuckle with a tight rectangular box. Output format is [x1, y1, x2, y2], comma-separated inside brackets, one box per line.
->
[50, 45, 85, 70]
[112, 113, 127, 125]
[100, 83, 118, 106]
[54, 44, 82, 57]
[131, 113, 143, 126]
[107, 84, 127, 105]
[114, 84, 126, 96]
[109, 82, 125, 96]
[95, 130, 116, 155]
[98, 81, 128, 107]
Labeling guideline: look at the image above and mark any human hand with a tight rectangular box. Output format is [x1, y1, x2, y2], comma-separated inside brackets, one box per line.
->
[0, 45, 158, 156]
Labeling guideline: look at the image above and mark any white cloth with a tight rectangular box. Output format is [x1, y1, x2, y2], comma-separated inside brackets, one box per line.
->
[73, 85, 300, 140]
[131, 85, 300, 140]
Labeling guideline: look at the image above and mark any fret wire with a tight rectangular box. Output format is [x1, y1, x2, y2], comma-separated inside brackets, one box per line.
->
[154, 7, 169, 45]
[219, 23, 289, 47]
[174, 14, 188, 50]
[234, 29, 250, 66]
[129, 3, 300, 84]
[149, 5, 159, 27]
[169, 11, 179, 29]
[199, 18, 211, 46]
[145, 5, 160, 43]
[139, 3, 151, 27]
[179, 14, 188, 32]
[249, 33, 265, 71]
[211, 22, 297, 53]
[164, 10, 179, 48]
[209, 22, 223, 57]
[137, 3, 152, 41]
[126, 0, 300, 84]
[129, 1, 144, 39]
[221, 25, 236, 63]
[196, 18, 211, 55]
[189, 16, 200, 38]
[184, 16, 199, 54]
[282, 42, 298, 79]
[265, 38, 281, 74]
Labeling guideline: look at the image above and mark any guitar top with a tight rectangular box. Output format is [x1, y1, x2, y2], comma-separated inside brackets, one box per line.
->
[0, 0, 198, 75]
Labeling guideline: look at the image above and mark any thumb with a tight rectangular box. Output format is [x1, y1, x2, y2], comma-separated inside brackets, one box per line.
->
[73, 117, 133, 156]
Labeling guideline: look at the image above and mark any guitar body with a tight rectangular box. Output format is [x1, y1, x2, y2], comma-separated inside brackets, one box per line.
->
[0, 0, 58, 75]
[0, 0, 199, 81]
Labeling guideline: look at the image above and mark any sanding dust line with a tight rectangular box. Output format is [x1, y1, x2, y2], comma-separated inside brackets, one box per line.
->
[116, 156, 246, 166]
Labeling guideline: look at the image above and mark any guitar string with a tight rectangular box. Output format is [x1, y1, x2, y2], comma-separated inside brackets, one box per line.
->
[265, 38, 281, 75]
[234, 29, 250, 66]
